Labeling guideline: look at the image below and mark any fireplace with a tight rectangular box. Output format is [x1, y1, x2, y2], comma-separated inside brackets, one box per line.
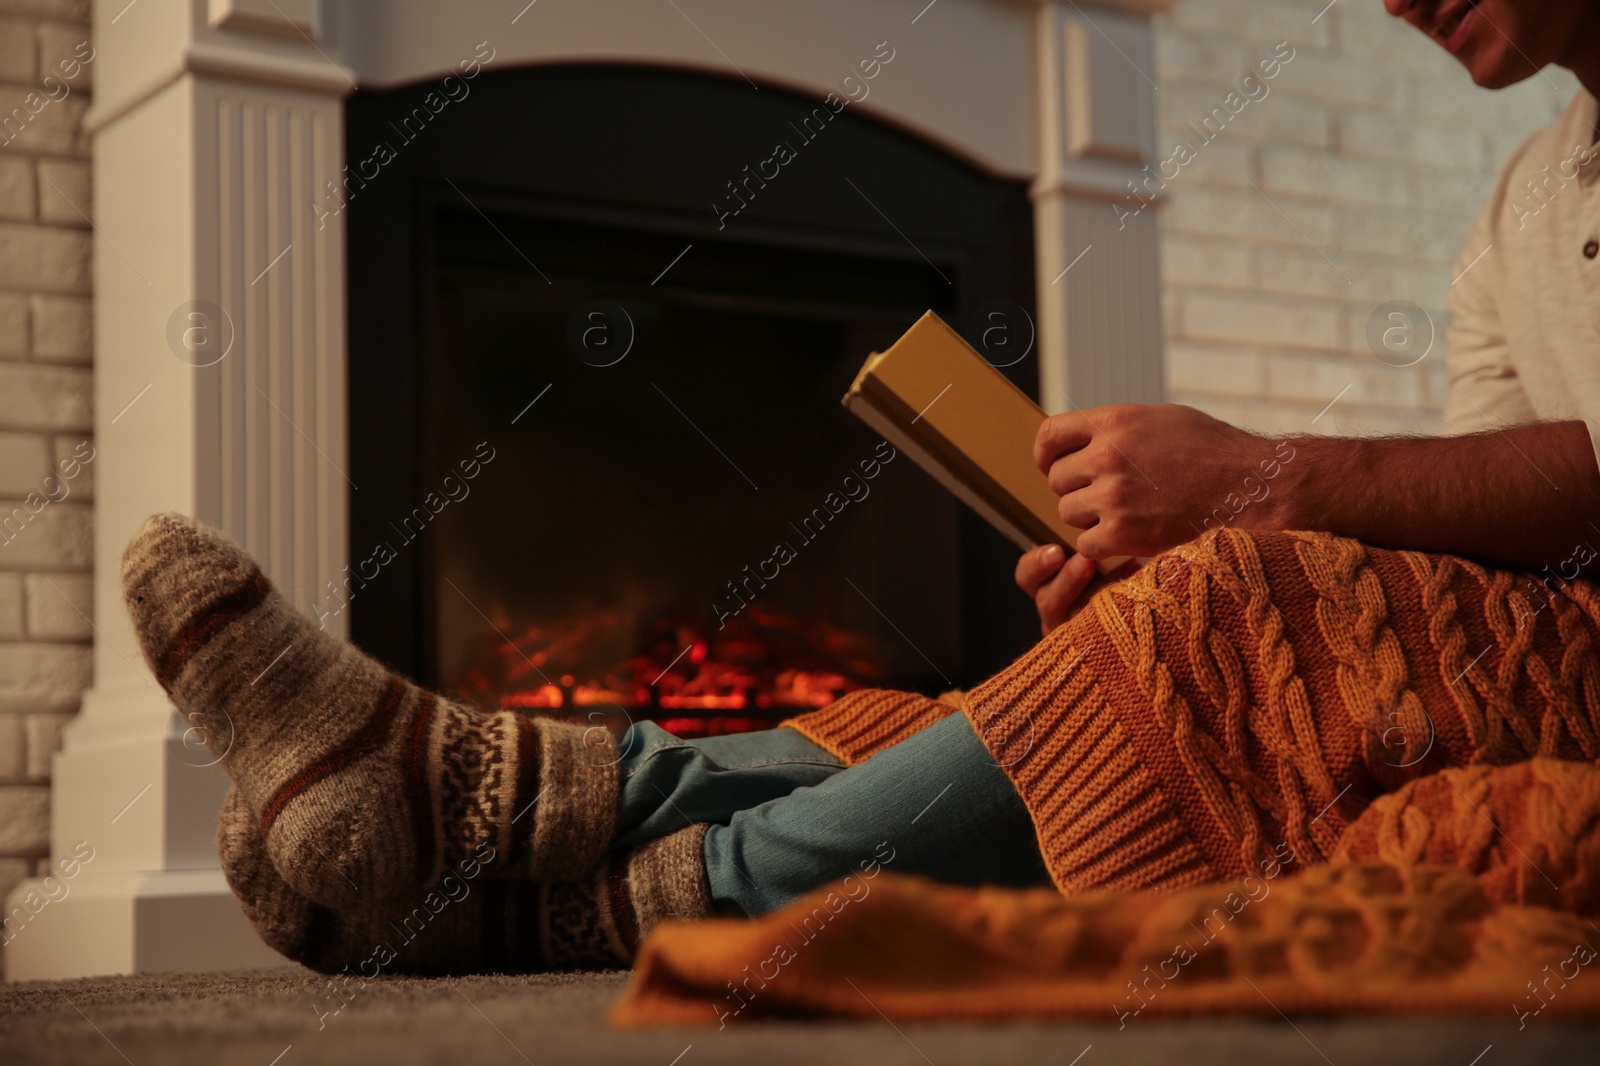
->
[346, 65, 1043, 729]
[17, 0, 1173, 980]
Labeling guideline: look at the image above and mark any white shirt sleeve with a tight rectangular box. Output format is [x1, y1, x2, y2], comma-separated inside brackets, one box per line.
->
[1441, 194, 1539, 435]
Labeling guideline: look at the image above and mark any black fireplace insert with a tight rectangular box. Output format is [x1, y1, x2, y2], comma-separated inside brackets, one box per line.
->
[345, 63, 1042, 731]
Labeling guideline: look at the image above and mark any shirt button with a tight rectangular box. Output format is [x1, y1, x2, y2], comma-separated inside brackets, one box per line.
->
[1587, 239, 1600, 259]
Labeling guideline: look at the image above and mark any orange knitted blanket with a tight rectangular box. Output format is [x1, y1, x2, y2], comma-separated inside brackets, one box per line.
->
[614, 530, 1600, 1026]
[612, 759, 1600, 1026]
[613, 862, 1600, 1026]
[795, 529, 1600, 895]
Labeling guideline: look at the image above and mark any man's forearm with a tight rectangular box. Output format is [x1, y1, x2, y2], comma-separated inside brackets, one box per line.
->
[1251, 420, 1600, 574]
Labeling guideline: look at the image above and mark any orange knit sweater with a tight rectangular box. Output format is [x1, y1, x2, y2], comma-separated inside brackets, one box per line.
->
[785, 529, 1600, 896]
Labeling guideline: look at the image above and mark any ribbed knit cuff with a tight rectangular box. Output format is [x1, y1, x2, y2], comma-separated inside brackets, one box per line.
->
[965, 631, 1216, 895]
[781, 688, 957, 766]
[528, 719, 619, 881]
[626, 823, 712, 938]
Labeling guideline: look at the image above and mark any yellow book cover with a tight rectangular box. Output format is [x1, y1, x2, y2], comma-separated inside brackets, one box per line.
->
[843, 311, 1121, 573]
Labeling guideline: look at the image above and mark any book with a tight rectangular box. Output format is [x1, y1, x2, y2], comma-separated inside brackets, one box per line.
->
[842, 310, 1125, 574]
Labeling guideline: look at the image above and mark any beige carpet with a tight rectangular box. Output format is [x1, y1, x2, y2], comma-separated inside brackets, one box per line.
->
[2, 967, 1597, 1065]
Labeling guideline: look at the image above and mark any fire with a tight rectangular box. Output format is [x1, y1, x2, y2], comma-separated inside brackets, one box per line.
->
[452, 605, 883, 736]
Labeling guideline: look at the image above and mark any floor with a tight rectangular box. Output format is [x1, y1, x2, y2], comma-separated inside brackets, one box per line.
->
[1, 967, 1594, 1065]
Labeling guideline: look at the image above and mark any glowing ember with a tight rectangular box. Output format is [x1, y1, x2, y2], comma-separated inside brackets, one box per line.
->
[452, 605, 883, 733]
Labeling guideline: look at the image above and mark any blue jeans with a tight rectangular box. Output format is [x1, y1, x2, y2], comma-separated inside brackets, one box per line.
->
[613, 711, 1051, 916]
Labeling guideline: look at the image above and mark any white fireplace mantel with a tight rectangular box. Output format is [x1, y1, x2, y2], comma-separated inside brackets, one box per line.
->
[6, 0, 1175, 979]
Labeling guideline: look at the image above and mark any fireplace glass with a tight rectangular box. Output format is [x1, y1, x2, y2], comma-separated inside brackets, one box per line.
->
[346, 64, 1042, 733]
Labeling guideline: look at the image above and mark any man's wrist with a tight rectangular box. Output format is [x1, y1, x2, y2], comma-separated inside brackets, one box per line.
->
[1244, 435, 1320, 533]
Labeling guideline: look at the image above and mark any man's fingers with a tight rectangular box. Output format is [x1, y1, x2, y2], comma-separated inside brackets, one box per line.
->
[1045, 455, 1094, 498]
[1075, 526, 1126, 562]
[1036, 551, 1098, 633]
[1034, 412, 1095, 473]
[1014, 543, 1066, 596]
[1058, 489, 1099, 533]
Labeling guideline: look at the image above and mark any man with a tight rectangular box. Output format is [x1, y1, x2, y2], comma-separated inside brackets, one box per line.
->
[130, 0, 1600, 976]
[1018, 0, 1600, 633]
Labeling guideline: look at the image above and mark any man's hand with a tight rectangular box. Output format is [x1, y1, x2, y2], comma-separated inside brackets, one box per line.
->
[1026, 404, 1600, 587]
[1015, 546, 1145, 634]
[1014, 544, 1099, 635]
[1033, 403, 1275, 560]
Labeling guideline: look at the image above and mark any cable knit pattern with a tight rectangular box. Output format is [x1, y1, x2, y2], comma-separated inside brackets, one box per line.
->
[786, 529, 1600, 897]
[616, 861, 1600, 1026]
[1335, 758, 1600, 915]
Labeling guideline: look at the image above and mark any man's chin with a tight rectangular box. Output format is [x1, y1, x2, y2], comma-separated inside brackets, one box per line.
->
[1468, 63, 1541, 90]
[1458, 42, 1541, 89]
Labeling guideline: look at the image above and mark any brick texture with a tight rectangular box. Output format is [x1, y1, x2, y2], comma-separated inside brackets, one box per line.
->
[0, 856, 29, 907]
[29, 292, 88, 361]
[0, 785, 49, 853]
[1151, 0, 1576, 434]
[0, 430, 49, 496]
[0, 0, 90, 973]
[35, 156, 87, 229]
[23, 571, 88, 639]
[22, 710, 68, 780]
[0, 291, 24, 356]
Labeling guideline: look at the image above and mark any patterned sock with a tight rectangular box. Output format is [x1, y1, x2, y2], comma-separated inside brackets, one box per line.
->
[217, 787, 713, 974]
[123, 512, 617, 909]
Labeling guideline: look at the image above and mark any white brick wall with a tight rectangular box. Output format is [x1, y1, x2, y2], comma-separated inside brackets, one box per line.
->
[1152, 0, 1577, 435]
[0, 0, 92, 967]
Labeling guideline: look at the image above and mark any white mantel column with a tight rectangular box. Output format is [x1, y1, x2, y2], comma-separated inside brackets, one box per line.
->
[6, 0, 351, 979]
[1030, 0, 1176, 411]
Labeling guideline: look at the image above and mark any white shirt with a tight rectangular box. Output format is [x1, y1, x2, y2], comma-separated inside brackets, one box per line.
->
[1443, 89, 1600, 464]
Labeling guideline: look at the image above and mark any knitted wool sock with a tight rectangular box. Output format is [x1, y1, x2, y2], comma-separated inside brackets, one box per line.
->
[786, 529, 1600, 898]
[123, 512, 617, 909]
[218, 787, 713, 974]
